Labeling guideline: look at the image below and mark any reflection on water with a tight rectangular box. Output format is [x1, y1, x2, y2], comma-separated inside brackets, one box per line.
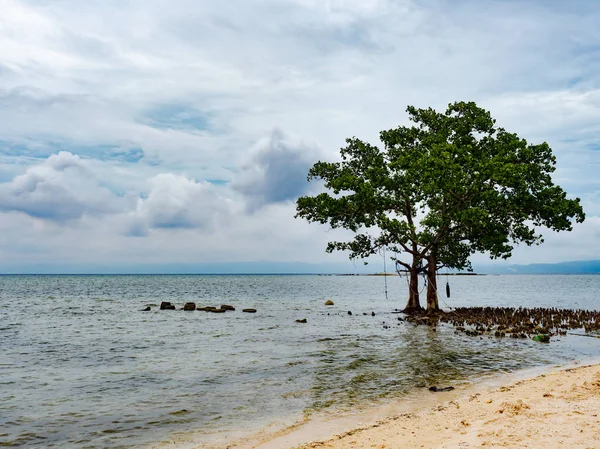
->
[1, 274, 599, 448]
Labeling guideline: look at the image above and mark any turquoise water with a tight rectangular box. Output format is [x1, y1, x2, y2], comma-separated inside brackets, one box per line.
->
[1, 274, 599, 448]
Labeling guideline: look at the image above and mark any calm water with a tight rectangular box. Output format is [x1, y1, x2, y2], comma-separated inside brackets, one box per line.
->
[1, 274, 599, 448]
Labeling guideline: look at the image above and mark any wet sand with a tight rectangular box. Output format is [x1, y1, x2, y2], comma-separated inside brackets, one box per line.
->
[281, 364, 600, 449]
[159, 363, 600, 449]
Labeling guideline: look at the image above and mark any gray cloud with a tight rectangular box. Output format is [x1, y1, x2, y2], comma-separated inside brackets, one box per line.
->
[233, 129, 320, 210]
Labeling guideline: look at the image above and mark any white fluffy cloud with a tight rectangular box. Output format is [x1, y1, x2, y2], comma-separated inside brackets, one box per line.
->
[0, 152, 123, 221]
[127, 173, 232, 235]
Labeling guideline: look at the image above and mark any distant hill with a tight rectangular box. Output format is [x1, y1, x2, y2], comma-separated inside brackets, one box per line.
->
[476, 260, 600, 274]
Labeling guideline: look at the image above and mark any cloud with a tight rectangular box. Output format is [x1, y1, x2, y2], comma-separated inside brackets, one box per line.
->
[0, 151, 124, 221]
[127, 173, 232, 236]
[473, 216, 600, 265]
[233, 129, 320, 210]
[0, 0, 600, 270]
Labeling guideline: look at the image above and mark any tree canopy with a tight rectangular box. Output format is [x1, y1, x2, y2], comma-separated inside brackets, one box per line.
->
[296, 102, 585, 312]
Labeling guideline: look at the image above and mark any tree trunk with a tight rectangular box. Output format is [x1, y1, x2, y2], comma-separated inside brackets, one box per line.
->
[403, 266, 423, 313]
[426, 254, 440, 313]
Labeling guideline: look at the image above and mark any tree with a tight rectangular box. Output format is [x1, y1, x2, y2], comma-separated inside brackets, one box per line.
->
[296, 102, 585, 312]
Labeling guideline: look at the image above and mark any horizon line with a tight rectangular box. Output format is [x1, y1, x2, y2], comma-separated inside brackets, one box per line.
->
[0, 272, 598, 276]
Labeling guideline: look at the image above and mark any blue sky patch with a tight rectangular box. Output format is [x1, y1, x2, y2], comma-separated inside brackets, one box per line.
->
[0, 140, 58, 159]
[140, 103, 213, 131]
[206, 179, 228, 186]
[102, 147, 144, 163]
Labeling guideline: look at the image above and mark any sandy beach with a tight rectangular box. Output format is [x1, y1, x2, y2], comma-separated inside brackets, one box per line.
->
[212, 363, 599, 449]
[163, 363, 600, 449]
[274, 363, 600, 449]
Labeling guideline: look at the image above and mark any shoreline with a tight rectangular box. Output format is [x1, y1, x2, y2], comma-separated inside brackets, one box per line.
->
[160, 360, 600, 449]
[268, 362, 600, 449]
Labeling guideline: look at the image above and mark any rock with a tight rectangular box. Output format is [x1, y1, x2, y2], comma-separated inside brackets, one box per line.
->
[165, 304, 176, 310]
[210, 308, 226, 313]
[142, 306, 151, 311]
[160, 301, 172, 310]
[221, 305, 235, 311]
[325, 300, 334, 306]
[429, 386, 455, 392]
[347, 311, 352, 316]
[183, 302, 196, 311]
[532, 334, 550, 343]
[295, 319, 307, 323]
[371, 311, 375, 316]
[197, 306, 217, 312]
[243, 308, 257, 313]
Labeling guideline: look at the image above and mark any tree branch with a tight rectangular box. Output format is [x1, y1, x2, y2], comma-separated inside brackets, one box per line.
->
[395, 260, 411, 270]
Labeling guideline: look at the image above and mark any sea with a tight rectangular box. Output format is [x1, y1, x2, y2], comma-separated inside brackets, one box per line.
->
[1, 274, 599, 448]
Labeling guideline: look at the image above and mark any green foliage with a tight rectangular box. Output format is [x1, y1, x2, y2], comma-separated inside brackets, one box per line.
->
[296, 101, 585, 273]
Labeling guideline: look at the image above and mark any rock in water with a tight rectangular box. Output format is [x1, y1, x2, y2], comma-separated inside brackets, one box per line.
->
[429, 386, 455, 392]
[160, 301, 172, 310]
[532, 334, 550, 343]
[347, 311, 352, 316]
[165, 304, 176, 310]
[295, 319, 307, 323]
[142, 306, 151, 311]
[183, 302, 196, 311]
[243, 308, 257, 313]
[325, 300, 334, 306]
[221, 305, 235, 311]
[210, 308, 226, 313]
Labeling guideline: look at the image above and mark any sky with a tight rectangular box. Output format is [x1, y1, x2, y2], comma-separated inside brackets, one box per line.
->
[1, 0, 600, 273]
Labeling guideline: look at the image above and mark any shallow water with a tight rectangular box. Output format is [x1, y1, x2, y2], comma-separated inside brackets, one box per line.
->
[1, 274, 599, 448]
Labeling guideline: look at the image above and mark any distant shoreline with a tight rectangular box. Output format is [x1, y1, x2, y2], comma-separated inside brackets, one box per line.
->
[361, 272, 482, 276]
[2, 259, 600, 275]
[5, 272, 600, 276]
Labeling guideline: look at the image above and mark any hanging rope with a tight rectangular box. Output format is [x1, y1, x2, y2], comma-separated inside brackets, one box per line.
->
[425, 270, 452, 312]
[421, 269, 468, 321]
[400, 266, 427, 295]
[383, 248, 388, 300]
[395, 260, 403, 277]
[394, 259, 437, 299]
